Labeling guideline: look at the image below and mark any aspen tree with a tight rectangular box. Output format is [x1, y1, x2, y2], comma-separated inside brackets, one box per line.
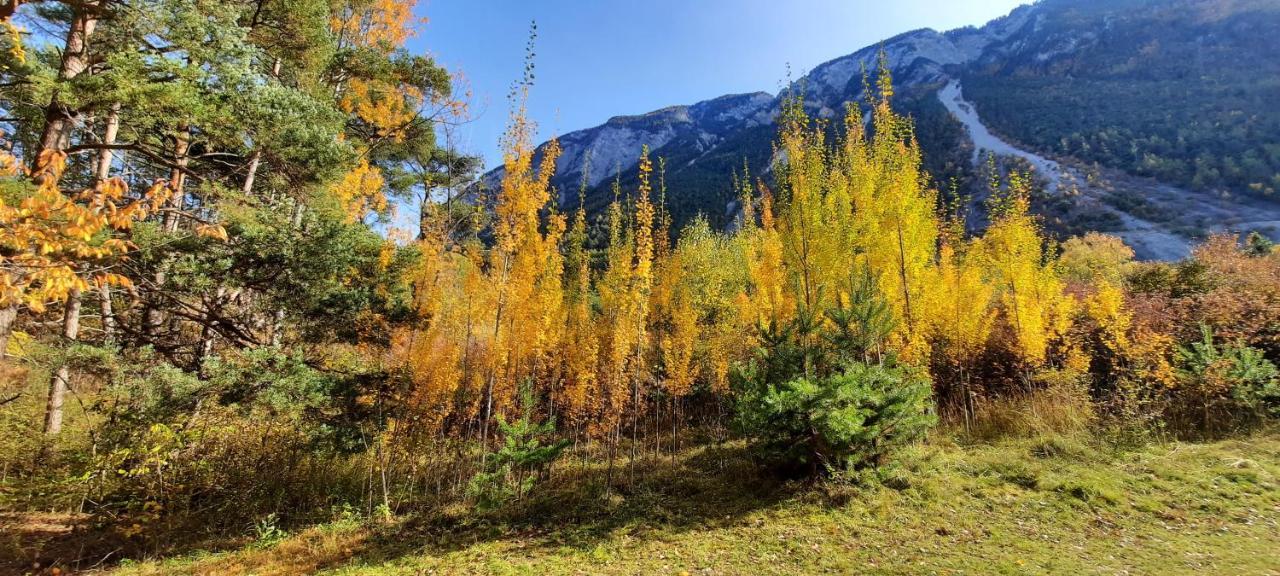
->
[974, 171, 1074, 373]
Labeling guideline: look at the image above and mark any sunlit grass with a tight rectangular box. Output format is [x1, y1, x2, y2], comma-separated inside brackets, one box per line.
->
[103, 429, 1280, 575]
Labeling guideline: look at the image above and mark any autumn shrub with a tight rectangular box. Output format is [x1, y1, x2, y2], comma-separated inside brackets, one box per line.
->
[90, 409, 368, 544]
[63, 346, 376, 543]
[1118, 235, 1280, 436]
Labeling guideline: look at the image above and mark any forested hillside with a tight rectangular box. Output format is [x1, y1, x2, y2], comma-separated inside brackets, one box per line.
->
[0, 1, 1278, 574]
[963, 0, 1280, 198]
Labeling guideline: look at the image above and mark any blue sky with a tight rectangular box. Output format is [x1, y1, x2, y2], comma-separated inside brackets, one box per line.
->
[412, 0, 1028, 173]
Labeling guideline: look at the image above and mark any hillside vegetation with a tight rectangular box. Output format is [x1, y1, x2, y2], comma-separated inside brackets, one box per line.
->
[15, 430, 1275, 575]
[964, 0, 1280, 199]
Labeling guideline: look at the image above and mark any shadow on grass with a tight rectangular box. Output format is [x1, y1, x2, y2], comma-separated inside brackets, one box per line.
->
[0, 511, 127, 574]
[1, 440, 803, 574]
[347, 441, 802, 567]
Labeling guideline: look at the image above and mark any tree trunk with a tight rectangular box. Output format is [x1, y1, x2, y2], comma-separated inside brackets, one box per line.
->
[39, 100, 110, 421]
[161, 125, 191, 234]
[0, 304, 15, 360]
[98, 283, 115, 345]
[239, 58, 282, 197]
[44, 288, 81, 436]
[241, 150, 261, 194]
[34, 1, 99, 166]
[95, 103, 121, 344]
[94, 102, 120, 181]
[16, 1, 99, 366]
[198, 286, 226, 368]
[144, 125, 192, 338]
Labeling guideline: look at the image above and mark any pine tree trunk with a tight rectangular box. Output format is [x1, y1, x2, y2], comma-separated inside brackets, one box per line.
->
[198, 287, 226, 368]
[144, 126, 191, 338]
[40, 105, 111, 422]
[94, 103, 120, 181]
[34, 1, 99, 166]
[98, 283, 115, 345]
[242, 150, 261, 194]
[241, 59, 280, 196]
[44, 289, 82, 436]
[95, 103, 121, 344]
[161, 125, 190, 234]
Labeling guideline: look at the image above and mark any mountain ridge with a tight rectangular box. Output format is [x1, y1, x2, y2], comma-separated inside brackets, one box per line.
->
[475, 0, 1280, 259]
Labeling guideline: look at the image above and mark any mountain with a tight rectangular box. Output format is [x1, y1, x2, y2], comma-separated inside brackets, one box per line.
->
[476, 0, 1280, 260]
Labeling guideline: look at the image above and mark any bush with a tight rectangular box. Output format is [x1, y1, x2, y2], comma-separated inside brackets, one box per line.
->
[1175, 324, 1280, 432]
[735, 362, 936, 476]
[90, 409, 368, 543]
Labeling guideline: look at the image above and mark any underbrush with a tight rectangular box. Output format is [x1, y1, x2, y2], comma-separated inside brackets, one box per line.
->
[2, 347, 1277, 574]
[85, 427, 1280, 575]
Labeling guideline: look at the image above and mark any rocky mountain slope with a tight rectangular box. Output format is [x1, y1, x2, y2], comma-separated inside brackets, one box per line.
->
[477, 0, 1280, 259]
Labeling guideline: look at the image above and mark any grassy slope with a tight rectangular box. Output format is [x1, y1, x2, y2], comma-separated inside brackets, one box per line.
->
[102, 431, 1280, 576]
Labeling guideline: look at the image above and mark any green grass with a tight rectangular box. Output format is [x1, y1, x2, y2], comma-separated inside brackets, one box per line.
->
[55, 430, 1280, 574]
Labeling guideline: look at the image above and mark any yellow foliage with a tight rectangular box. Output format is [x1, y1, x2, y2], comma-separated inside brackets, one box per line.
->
[929, 240, 996, 369]
[1085, 281, 1176, 389]
[332, 158, 388, 221]
[1059, 232, 1135, 284]
[0, 150, 170, 311]
[559, 204, 599, 424]
[972, 175, 1074, 368]
[339, 78, 424, 141]
[398, 87, 568, 433]
[762, 78, 938, 361]
[385, 63, 1147, 438]
[330, 0, 420, 52]
[2, 20, 23, 64]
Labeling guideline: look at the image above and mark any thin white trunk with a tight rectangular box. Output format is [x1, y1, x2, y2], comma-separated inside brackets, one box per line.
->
[95, 103, 120, 343]
[44, 289, 82, 435]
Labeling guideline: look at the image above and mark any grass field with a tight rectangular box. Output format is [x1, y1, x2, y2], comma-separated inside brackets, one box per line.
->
[8, 430, 1280, 575]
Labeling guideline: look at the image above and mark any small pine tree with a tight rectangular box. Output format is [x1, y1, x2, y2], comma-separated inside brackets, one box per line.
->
[468, 384, 570, 510]
[734, 269, 935, 477]
[825, 268, 896, 367]
[1244, 231, 1276, 257]
[1176, 324, 1280, 430]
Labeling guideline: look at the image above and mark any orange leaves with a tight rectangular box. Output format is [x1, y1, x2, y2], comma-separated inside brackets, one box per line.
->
[0, 150, 170, 311]
[396, 93, 569, 435]
[0, 145, 18, 177]
[194, 223, 229, 242]
[330, 0, 420, 53]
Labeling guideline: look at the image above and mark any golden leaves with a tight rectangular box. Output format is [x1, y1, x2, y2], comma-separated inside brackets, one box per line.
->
[339, 78, 423, 142]
[194, 223, 229, 242]
[1, 19, 24, 64]
[330, 0, 420, 53]
[396, 97, 569, 434]
[972, 179, 1074, 368]
[332, 158, 387, 221]
[0, 149, 170, 310]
